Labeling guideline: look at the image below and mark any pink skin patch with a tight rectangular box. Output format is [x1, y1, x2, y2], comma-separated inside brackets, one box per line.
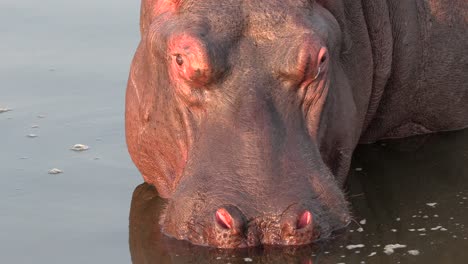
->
[297, 210, 313, 229]
[317, 47, 328, 68]
[168, 34, 212, 86]
[298, 45, 328, 85]
[216, 208, 233, 229]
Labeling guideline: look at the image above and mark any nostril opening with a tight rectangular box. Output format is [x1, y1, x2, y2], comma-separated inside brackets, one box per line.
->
[297, 210, 313, 229]
[215, 208, 233, 229]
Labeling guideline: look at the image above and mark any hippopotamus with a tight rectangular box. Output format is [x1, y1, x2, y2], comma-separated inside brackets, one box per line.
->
[125, 0, 468, 248]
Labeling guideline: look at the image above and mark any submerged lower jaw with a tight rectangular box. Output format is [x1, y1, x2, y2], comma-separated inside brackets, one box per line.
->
[165, 226, 324, 249]
[164, 223, 354, 248]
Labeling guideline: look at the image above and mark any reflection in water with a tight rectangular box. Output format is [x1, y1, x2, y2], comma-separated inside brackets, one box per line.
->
[129, 129, 468, 264]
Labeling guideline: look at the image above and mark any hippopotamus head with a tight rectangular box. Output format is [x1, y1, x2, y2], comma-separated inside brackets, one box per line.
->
[126, 0, 360, 248]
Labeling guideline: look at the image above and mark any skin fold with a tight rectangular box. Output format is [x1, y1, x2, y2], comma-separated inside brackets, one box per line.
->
[125, 0, 468, 248]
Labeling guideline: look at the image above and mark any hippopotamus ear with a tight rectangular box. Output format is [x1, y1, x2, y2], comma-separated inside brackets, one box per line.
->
[140, 0, 182, 35]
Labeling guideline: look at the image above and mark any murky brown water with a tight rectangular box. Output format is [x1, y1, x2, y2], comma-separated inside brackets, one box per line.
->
[1, 1, 467, 264]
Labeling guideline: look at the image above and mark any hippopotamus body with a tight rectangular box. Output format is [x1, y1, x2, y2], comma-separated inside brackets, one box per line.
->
[125, 0, 468, 248]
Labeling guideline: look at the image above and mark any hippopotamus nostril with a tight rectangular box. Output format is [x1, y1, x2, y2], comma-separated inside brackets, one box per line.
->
[296, 210, 313, 229]
[215, 208, 233, 229]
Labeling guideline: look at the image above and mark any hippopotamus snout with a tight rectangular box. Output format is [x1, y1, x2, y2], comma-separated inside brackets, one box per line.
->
[161, 171, 351, 248]
[162, 198, 350, 248]
[212, 207, 317, 247]
[155, 68, 352, 247]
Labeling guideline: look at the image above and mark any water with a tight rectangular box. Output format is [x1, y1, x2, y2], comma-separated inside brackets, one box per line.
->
[1, 1, 467, 263]
[0, 1, 141, 263]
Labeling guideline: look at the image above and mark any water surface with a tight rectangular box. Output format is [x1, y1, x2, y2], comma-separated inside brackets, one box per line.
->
[1, 1, 141, 263]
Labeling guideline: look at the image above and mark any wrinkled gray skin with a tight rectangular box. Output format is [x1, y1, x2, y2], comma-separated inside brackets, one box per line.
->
[125, 0, 468, 248]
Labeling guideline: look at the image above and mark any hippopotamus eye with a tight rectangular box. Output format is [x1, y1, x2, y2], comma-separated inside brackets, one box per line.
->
[168, 34, 213, 86]
[175, 54, 184, 66]
[318, 47, 328, 65]
[320, 53, 327, 64]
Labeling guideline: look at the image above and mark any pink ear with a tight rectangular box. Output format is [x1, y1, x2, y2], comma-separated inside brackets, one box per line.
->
[140, 0, 182, 35]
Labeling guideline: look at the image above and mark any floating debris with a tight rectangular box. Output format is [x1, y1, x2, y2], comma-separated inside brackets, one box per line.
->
[355, 167, 363, 171]
[391, 229, 397, 232]
[396, 217, 401, 221]
[31, 125, 39, 128]
[368, 252, 377, 257]
[383, 244, 407, 255]
[346, 244, 365, 250]
[0, 107, 12, 113]
[360, 219, 367, 225]
[426, 203, 438, 208]
[431, 226, 443, 231]
[37, 114, 46, 118]
[27, 134, 38, 138]
[357, 227, 364, 232]
[70, 144, 89, 151]
[417, 228, 426, 232]
[48, 168, 63, 174]
[408, 250, 420, 256]
[243, 258, 253, 262]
